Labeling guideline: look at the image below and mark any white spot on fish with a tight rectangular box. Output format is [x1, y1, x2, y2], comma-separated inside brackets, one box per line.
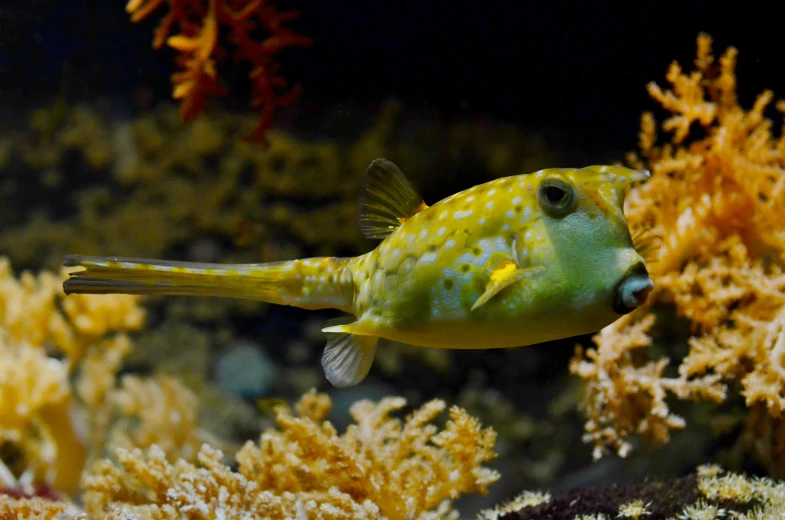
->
[408, 235, 415, 244]
[419, 253, 438, 264]
[506, 209, 515, 219]
[466, 195, 475, 202]
[536, 171, 544, 178]
[523, 206, 531, 218]
[512, 196, 522, 205]
[439, 211, 448, 220]
[502, 223, 510, 231]
[478, 217, 486, 226]
[419, 229, 428, 239]
[488, 189, 496, 196]
[445, 238, 456, 249]
[486, 201, 494, 210]
[524, 231, 532, 240]
[437, 226, 447, 236]
[454, 209, 473, 219]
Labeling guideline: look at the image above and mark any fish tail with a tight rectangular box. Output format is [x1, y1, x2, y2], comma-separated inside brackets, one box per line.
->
[63, 255, 355, 312]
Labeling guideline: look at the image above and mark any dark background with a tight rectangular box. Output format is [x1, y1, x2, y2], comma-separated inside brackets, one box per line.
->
[0, 0, 783, 155]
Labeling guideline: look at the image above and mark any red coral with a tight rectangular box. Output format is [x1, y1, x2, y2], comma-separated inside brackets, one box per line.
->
[127, 0, 311, 144]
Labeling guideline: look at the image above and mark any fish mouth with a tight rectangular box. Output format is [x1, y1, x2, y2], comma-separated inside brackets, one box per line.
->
[612, 262, 654, 315]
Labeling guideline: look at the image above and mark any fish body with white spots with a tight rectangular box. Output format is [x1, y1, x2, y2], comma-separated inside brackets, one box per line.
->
[64, 159, 655, 387]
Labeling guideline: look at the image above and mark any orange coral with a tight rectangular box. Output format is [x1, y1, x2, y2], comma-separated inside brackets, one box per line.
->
[126, 0, 311, 144]
[571, 34, 785, 471]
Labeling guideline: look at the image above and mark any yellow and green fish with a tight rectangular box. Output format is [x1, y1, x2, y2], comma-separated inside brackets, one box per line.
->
[63, 159, 654, 387]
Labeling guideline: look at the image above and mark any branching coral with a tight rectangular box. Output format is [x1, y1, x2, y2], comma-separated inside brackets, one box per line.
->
[126, 0, 311, 144]
[107, 375, 202, 463]
[0, 257, 145, 494]
[80, 390, 499, 520]
[571, 34, 785, 472]
[569, 313, 725, 459]
[0, 494, 76, 520]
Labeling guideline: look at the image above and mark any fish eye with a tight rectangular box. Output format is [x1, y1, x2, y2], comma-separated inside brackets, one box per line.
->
[537, 177, 577, 217]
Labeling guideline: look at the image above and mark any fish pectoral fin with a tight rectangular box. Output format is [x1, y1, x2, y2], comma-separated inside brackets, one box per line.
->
[631, 227, 662, 266]
[358, 158, 428, 239]
[321, 325, 378, 387]
[471, 261, 544, 311]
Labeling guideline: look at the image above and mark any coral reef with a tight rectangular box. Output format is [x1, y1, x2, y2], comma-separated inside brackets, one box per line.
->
[480, 465, 785, 520]
[126, 0, 311, 144]
[79, 390, 498, 519]
[571, 34, 785, 474]
[1, 260, 500, 518]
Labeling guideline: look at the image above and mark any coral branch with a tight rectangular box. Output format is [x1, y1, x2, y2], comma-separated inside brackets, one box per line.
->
[572, 33, 785, 472]
[126, 0, 311, 144]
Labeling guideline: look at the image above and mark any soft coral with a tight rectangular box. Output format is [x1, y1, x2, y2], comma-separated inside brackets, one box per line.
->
[127, 0, 311, 144]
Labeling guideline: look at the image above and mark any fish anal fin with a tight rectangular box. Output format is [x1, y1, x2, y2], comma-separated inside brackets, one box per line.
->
[471, 256, 544, 311]
[321, 329, 378, 387]
[358, 158, 428, 240]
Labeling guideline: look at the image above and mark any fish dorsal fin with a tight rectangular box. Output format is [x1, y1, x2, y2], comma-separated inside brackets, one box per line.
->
[358, 158, 428, 239]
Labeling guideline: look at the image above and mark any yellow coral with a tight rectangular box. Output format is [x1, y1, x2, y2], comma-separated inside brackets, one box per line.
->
[0, 495, 73, 520]
[617, 499, 651, 519]
[0, 335, 76, 489]
[107, 375, 202, 463]
[571, 34, 785, 471]
[477, 490, 550, 519]
[81, 391, 498, 519]
[0, 258, 146, 494]
[0, 257, 144, 365]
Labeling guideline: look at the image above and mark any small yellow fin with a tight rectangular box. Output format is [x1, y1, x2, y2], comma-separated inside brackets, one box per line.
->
[358, 158, 428, 239]
[472, 255, 543, 311]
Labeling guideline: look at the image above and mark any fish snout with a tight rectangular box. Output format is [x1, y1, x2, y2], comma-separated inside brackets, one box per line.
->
[612, 262, 654, 315]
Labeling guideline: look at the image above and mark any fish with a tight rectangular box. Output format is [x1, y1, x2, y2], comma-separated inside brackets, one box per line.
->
[63, 159, 655, 387]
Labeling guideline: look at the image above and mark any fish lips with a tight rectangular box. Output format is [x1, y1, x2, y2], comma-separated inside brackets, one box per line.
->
[612, 262, 654, 315]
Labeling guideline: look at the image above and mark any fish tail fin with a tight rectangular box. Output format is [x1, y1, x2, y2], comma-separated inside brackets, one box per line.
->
[63, 255, 355, 312]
